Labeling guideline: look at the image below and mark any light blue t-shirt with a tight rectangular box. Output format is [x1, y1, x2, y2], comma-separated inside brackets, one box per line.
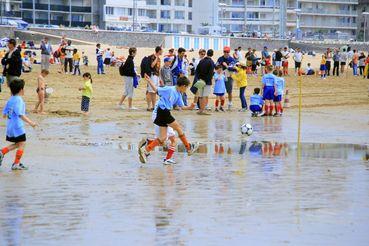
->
[213, 73, 226, 94]
[3, 96, 26, 138]
[275, 77, 285, 96]
[262, 73, 276, 87]
[157, 86, 184, 110]
[250, 94, 264, 106]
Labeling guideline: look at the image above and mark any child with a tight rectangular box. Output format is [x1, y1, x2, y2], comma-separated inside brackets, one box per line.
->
[78, 73, 93, 115]
[82, 52, 88, 66]
[231, 62, 248, 112]
[320, 54, 327, 79]
[260, 65, 277, 116]
[138, 75, 199, 164]
[34, 69, 49, 114]
[250, 88, 264, 117]
[0, 79, 37, 170]
[73, 49, 81, 75]
[213, 65, 226, 112]
[305, 63, 315, 75]
[273, 70, 285, 117]
[160, 57, 173, 86]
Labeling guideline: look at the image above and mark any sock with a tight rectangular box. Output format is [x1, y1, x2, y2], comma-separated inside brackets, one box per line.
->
[179, 134, 191, 151]
[269, 105, 274, 115]
[1, 147, 9, 155]
[165, 146, 176, 160]
[14, 149, 23, 164]
[145, 138, 160, 152]
[215, 100, 219, 108]
[221, 99, 225, 107]
[147, 139, 153, 145]
[265, 105, 269, 115]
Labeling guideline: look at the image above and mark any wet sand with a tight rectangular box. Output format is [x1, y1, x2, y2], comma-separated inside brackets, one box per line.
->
[0, 64, 368, 245]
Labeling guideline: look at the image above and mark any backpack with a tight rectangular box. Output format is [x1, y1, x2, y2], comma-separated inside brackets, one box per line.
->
[140, 56, 151, 78]
[119, 60, 126, 76]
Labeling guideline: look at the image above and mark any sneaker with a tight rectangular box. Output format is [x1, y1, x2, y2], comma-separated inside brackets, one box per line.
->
[187, 142, 199, 156]
[239, 108, 248, 112]
[11, 163, 28, 170]
[205, 105, 212, 111]
[194, 105, 199, 110]
[227, 104, 232, 111]
[138, 138, 148, 150]
[0, 152, 3, 167]
[128, 107, 138, 110]
[117, 104, 125, 109]
[215, 108, 219, 112]
[219, 107, 225, 112]
[163, 159, 177, 165]
[273, 113, 279, 117]
[138, 146, 149, 164]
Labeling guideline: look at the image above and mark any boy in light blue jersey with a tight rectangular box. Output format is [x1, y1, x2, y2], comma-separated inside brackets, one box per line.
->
[213, 65, 226, 112]
[138, 75, 199, 164]
[0, 79, 37, 170]
[273, 70, 285, 117]
[260, 65, 277, 116]
[250, 88, 264, 117]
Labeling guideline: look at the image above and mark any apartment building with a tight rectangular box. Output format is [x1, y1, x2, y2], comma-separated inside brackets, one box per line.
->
[102, 0, 193, 33]
[19, 0, 100, 27]
[357, 0, 369, 41]
[0, 1, 22, 20]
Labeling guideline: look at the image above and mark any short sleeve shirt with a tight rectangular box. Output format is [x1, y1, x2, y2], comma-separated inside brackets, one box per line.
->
[157, 86, 184, 110]
[275, 77, 285, 95]
[262, 73, 276, 87]
[3, 96, 26, 137]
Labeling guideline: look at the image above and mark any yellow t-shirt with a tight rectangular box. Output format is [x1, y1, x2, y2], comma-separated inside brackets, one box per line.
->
[73, 53, 80, 61]
[231, 67, 248, 88]
[321, 58, 326, 65]
[82, 80, 93, 98]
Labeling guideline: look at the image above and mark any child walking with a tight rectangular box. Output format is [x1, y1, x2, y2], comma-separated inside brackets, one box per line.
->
[34, 69, 49, 114]
[79, 73, 93, 115]
[73, 49, 81, 75]
[0, 79, 37, 170]
[213, 65, 226, 112]
[138, 75, 199, 164]
[232, 62, 248, 112]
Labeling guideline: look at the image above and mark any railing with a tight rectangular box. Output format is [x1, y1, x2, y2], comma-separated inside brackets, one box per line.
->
[301, 9, 357, 15]
[299, 0, 358, 3]
[71, 6, 92, 13]
[50, 5, 69, 12]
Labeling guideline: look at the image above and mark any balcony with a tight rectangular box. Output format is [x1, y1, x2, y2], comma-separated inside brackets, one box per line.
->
[50, 5, 69, 12]
[301, 23, 357, 29]
[71, 6, 91, 13]
[301, 9, 357, 16]
[4, 11, 22, 18]
[299, 0, 358, 3]
[21, 2, 33, 9]
[21, 3, 91, 13]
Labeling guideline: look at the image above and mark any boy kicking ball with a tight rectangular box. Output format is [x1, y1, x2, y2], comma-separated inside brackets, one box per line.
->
[0, 79, 37, 170]
[138, 74, 199, 164]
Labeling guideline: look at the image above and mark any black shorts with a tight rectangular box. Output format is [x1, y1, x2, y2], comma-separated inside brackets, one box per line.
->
[154, 108, 175, 127]
[81, 96, 90, 112]
[341, 62, 346, 66]
[295, 62, 301, 68]
[7, 134, 26, 143]
[251, 64, 257, 71]
[104, 58, 111, 65]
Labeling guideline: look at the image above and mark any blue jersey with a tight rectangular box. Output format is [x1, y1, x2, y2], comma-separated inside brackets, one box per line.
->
[262, 73, 276, 87]
[250, 94, 264, 106]
[3, 96, 26, 138]
[213, 73, 226, 94]
[275, 77, 285, 96]
[216, 56, 236, 72]
[157, 86, 184, 110]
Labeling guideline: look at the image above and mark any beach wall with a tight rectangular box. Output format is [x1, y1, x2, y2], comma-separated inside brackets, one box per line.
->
[290, 41, 369, 52]
[0, 26, 15, 38]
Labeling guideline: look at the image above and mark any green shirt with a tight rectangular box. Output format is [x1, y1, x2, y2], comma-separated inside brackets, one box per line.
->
[82, 80, 93, 98]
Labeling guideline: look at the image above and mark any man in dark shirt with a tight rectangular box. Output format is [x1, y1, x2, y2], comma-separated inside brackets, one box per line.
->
[118, 47, 137, 109]
[2, 39, 22, 86]
[275, 48, 283, 70]
[195, 49, 215, 115]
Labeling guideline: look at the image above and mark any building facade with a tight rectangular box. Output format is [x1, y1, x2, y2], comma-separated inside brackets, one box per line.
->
[357, 0, 369, 41]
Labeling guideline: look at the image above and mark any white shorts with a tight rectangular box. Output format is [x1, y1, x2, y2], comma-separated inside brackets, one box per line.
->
[196, 84, 212, 97]
[123, 76, 134, 98]
[275, 61, 282, 67]
[152, 111, 175, 139]
[147, 75, 159, 93]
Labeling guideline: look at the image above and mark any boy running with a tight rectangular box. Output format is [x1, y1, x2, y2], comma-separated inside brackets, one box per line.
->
[0, 79, 37, 170]
[138, 75, 199, 164]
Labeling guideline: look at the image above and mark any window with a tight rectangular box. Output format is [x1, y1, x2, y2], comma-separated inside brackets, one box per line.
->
[146, 0, 157, 5]
[231, 12, 243, 19]
[247, 12, 259, 19]
[175, 0, 185, 6]
[147, 10, 157, 18]
[128, 8, 133, 16]
[138, 9, 145, 16]
[161, 0, 171, 5]
[188, 12, 192, 20]
[106, 6, 114, 15]
[175, 11, 184, 19]
[188, 0, 192, 7]
[160, 10, 170, 19]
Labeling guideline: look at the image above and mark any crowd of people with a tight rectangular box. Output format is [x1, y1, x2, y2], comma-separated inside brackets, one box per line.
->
[0, 36, 369, 168]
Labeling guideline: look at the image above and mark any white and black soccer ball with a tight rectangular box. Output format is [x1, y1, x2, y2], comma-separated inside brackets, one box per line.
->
[241, 123, 253, 136]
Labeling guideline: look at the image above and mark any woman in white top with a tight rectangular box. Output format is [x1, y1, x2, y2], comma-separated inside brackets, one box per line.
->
[104, 48, 112, 66]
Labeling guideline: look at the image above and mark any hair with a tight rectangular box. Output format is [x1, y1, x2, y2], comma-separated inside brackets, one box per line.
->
[254, 88, 260, 95]
[67, 40, 72, 45]
[169, 48, 174, 52]
[307, 63, 311, 66]
[41, 69, 49, 75]
[129, 47, 137, 55]
[215, 64, 223, 70]
[207, 49, 214, 57]
[238, 46, 242, 49]
[155, 46, 162, 53]
[96, 43, 101, 48]
[73, 48, 77, 53]
[8, 38, 16, 46]
[83, 72, 92, 83]
[266, 65, 273, 72]
[343, 48, 346, 52]
[178, 47, 186, 53]
[199, 48, 206, 54]
[272, 70, 278, 76]
[176, 76, 190, 87]
[9, 78, 25, 95]
[278, 70, 283, 77]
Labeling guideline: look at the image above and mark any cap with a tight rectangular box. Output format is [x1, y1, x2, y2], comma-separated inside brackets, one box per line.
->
[264, 46, 268, 49]
[223, 46, 231, 52]
[164, 57, 171, 62]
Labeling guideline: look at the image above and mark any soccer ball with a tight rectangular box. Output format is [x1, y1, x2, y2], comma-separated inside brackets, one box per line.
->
[241, 123, 253, 136]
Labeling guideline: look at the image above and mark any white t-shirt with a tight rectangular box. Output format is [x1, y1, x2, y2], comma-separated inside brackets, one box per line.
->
[105, 50, 112, 59]
[64, 45, 74, 59]
[293, 52, 303, 62]
[281, 51, 290, 61]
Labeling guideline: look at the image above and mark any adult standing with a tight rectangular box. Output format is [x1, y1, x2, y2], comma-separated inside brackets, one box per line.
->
[64, 40, 74, 74]
[170, 47, 186, 85]
[358, 51, 366, 76]
[281, 46, 290, 76]
[236, 47, 243, 62]
[96, 43, 104, 74]
[261, 46, 269, 75]
[196, 49, 215, 115]
[340, 48, 347, 74]
[217, 46, 236, 111]
[293, 48, 303, 75]
[2, 39, 22, 86]
[275, 48, 283, 71]
[40, 37, 52, 71]
[146, 46, 162, 111]
[352, 49, 359, 76]
[191, 49, 206, 109]
[325, 48, 332, 76]
[104, 48, 112, 66]
[333, 48, 340, 76]
[118, 47, 137, 110]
